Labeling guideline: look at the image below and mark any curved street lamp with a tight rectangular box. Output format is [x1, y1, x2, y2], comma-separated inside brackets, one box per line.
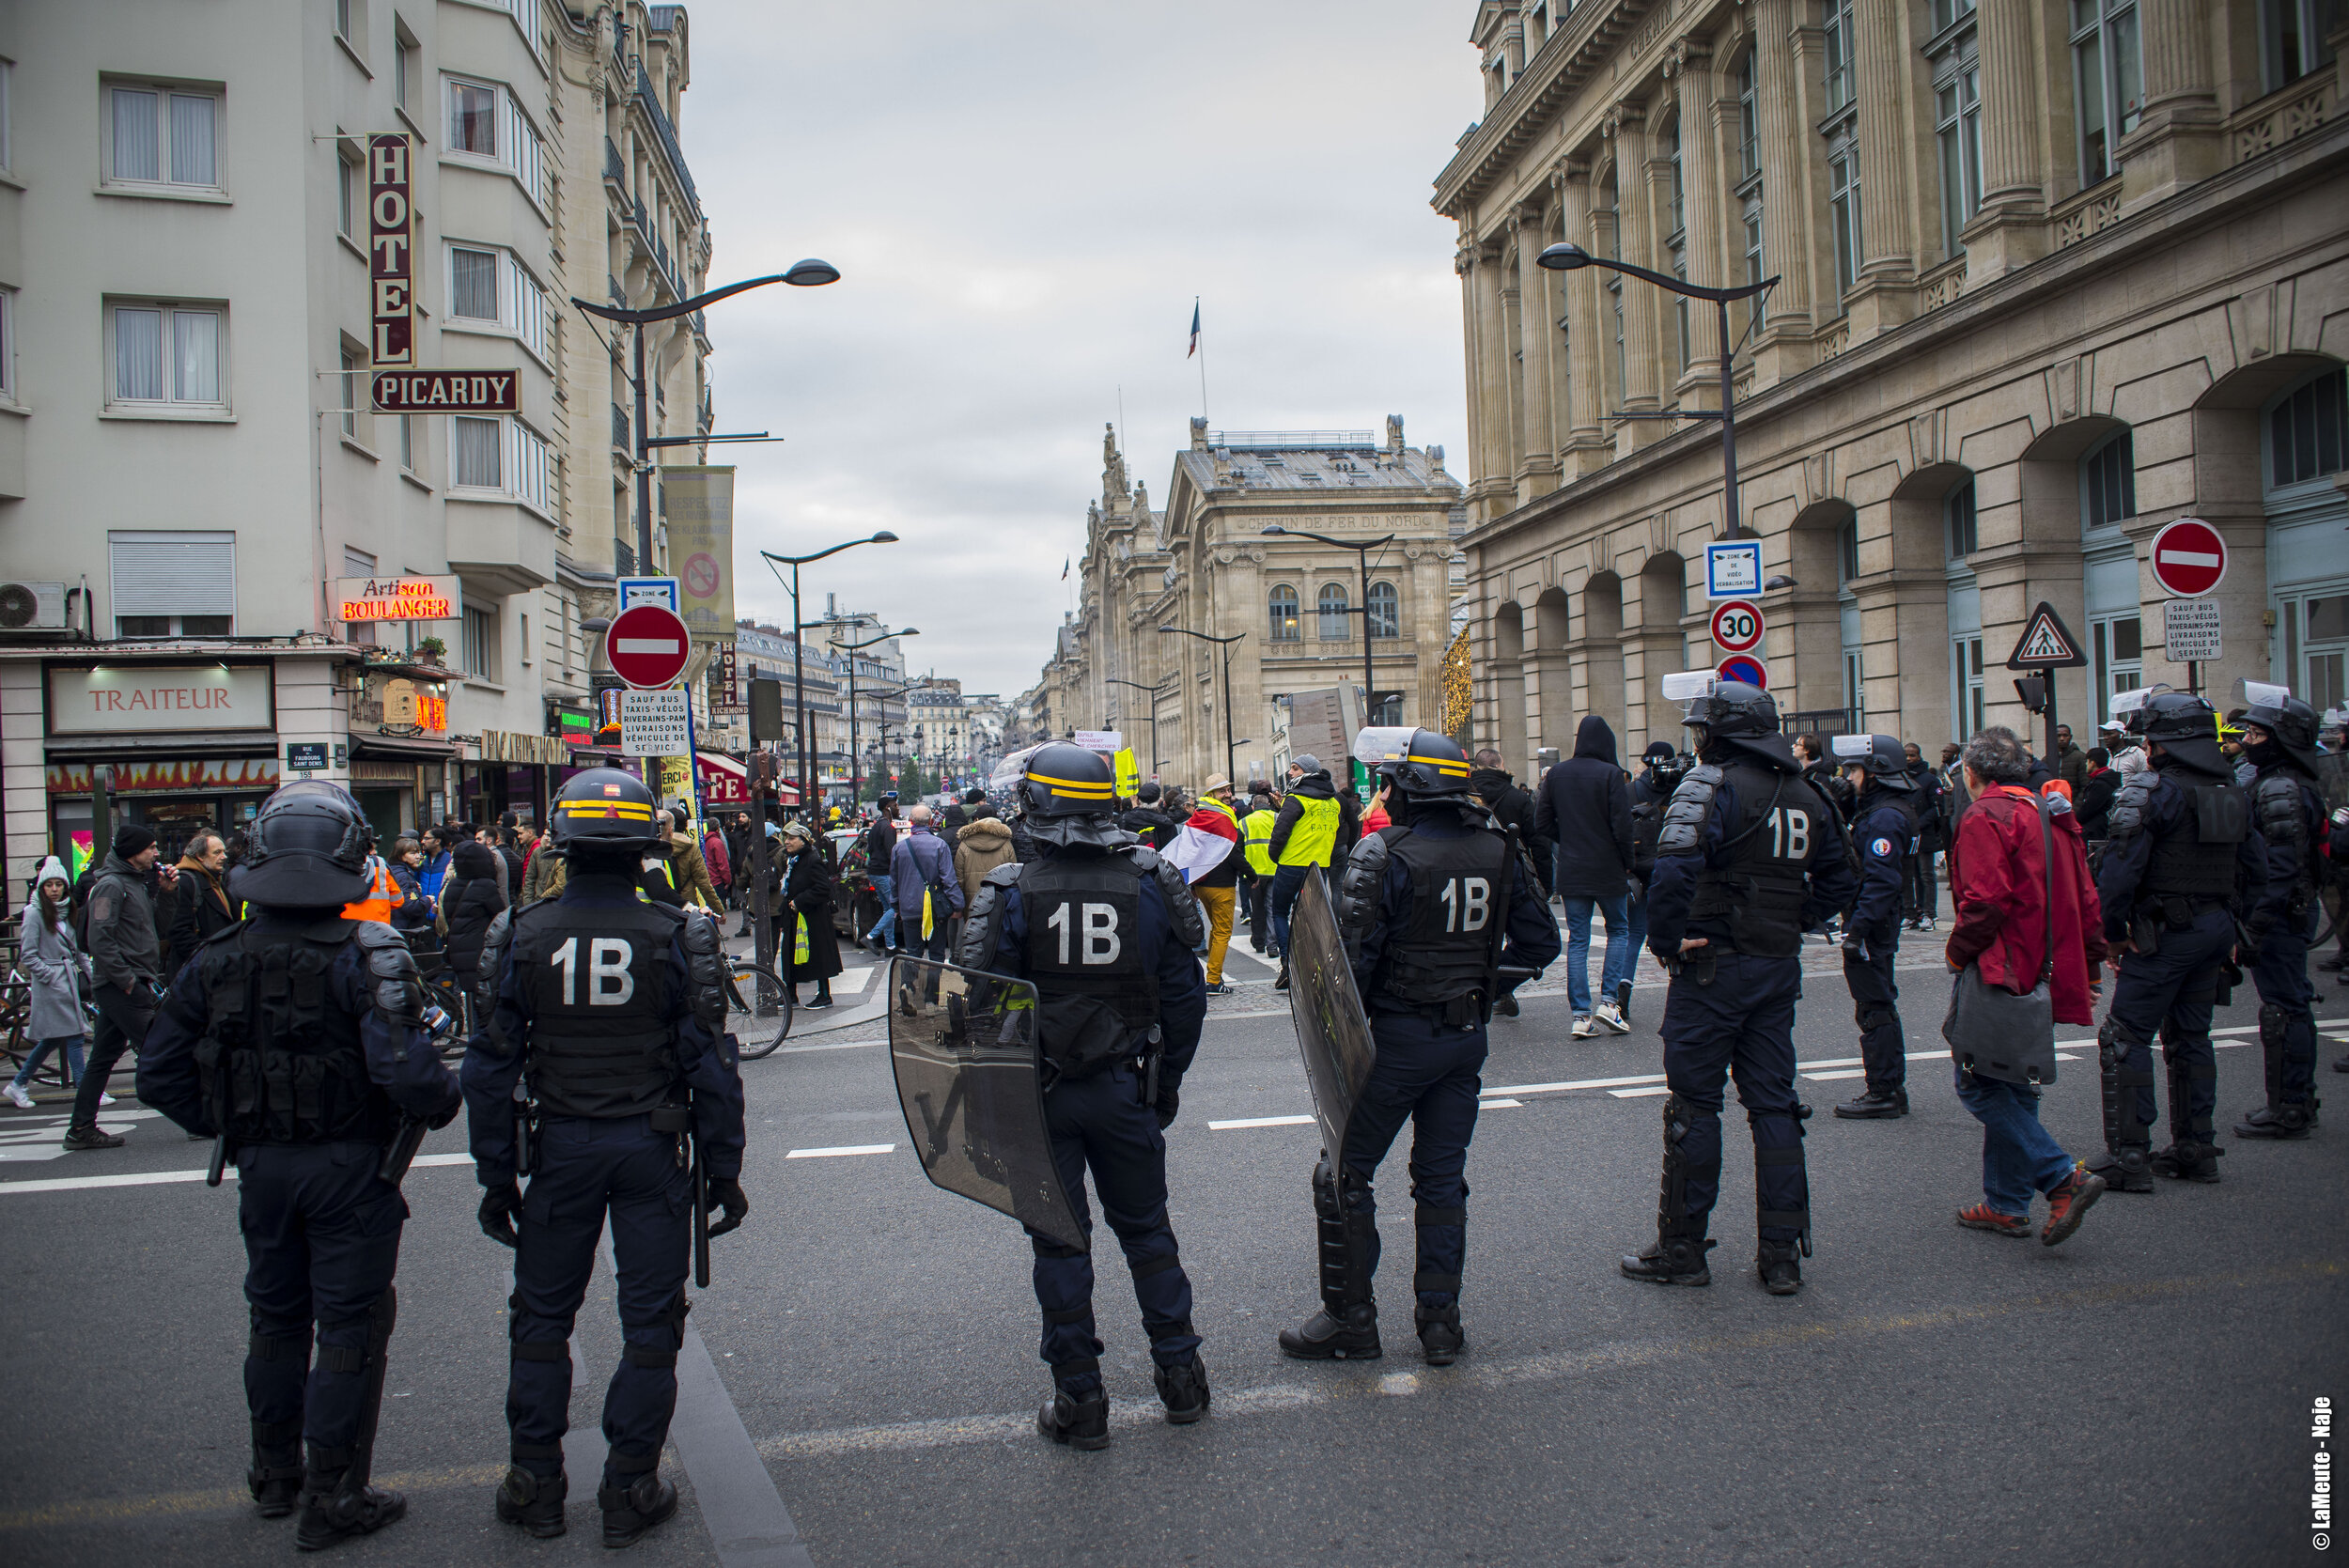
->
[758, 534, 899, 815]
[1536, 241, 1775, 540]
[1158, 627, 1245, 785]
[1260, 523, 1394, 734]
[835, 633, 920, 801]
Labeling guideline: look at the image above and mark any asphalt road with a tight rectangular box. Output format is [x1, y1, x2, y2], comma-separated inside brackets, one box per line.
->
[3, 930, 2343, 1567]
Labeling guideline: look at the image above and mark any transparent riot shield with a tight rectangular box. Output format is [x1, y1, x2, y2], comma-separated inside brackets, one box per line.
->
[888, 956, 1087, 1253]
[1285, 871, 1378, 1158]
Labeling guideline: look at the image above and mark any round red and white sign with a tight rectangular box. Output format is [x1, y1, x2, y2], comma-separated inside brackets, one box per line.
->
[605, 603, 692, 690]
[1710, 598, 1764, 654]
[2149, 518, 2227, 598]
[1716, 655, 1768, 690]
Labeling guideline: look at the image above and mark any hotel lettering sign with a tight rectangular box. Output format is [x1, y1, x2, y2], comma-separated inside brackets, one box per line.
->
[367, 134, 415, 367]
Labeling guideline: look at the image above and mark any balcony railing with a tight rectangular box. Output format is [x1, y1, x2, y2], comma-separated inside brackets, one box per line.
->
[609, 273, 625, 305]
[611, 403, 630, 451]
[603, 135, 625, 187]
[631, 70, 703, 222]
[614, 536, 636, 575]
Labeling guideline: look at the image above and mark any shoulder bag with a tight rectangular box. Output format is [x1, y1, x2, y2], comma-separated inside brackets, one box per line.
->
[1942, 795, 2059, 1086]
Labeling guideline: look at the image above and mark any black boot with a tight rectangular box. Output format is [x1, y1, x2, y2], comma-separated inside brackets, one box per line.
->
[2088, 1144, 2155, 1193]
[1152, 1356, 1210, 1424]
[1756, 1240, 1803, 1296]
[2148, 1141, 2223, 1183]
[598, 1466, 678, 1547]
[1619, 1234, 1714, 1286]
[247, 1427, 303, 1520]
[2234, 1103, 2318, 1140]
[1414, 1304, 1464, 1366]
[1493, 993, 1519, 1017]
[1278, 1303, 1381, 1359]
[1832, 1086, 1908, 1120]
[1036, 1385, 1111, 1449]
[494, 1462, 567, 1539]
[294, 1465, 407, 1551]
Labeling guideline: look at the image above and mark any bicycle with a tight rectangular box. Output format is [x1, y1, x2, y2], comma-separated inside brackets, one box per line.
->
[725, 950, 793, 1061]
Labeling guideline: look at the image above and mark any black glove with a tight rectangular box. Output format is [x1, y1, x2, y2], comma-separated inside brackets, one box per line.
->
[1841, 930, 1868, 963]
[707, 1176, 749, 1237]
[1154, 1085, 1180, 1130]
[478, 1180, 523, 1249]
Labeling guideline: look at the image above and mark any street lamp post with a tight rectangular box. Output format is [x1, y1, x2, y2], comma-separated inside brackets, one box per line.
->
[1157, 627, 1246, 784]
[1536, 241, 1776, 540]
[1104, 676, 1170, 780]
[831, 632, 920, 803]
[574, 258, 840, 571]
[1260, 524, 1393, 736]
[758, 536, 899, 819]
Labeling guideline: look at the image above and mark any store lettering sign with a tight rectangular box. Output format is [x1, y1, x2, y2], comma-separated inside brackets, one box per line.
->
[334, 576, 459, 623]
[370, 372, 519, 412]
[50, 665, 273, 735]
[368, 134, 415, 366]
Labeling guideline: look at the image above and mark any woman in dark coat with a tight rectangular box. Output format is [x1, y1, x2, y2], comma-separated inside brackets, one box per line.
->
[442, 839, 507, 1017]
[781, 823, 843, 1009]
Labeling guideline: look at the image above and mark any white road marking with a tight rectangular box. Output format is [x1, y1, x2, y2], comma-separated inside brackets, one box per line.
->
[1801, 1068, 1868, 1080]
[1485, 1073, 1667, 1095]
[1609, 1086, 1672, 1098]
[1207, 1114, 1315, 1130]
[1478, 1098, 1525, 1109]
[0, 1167, 226, 1194]
[775, 1035, 885, 1054]
[785, 1143, 894, 1159]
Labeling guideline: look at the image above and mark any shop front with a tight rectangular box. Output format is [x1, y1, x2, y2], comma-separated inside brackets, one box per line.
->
[349, 662, 455, 841]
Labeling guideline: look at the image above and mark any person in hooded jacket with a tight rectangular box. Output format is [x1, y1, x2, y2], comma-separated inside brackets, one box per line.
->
[1266, 755, 1362, 988]
[1469, 750, 1548, 898]
[1534, 716, 1636, 1036]
[955, 806, 1019, 907]
[1119, 782, 1179, 850]
[8, 857, 96, 1110]
[442, 841, 507, 1015]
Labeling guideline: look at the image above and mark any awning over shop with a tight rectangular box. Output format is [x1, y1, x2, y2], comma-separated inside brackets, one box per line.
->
[697, 751, 794, 806]
[351, 734, 457, 763]
[44, 731, 280, 760]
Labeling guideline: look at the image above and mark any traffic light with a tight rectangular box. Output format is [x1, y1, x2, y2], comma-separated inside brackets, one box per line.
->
[749, 677, 784, 743]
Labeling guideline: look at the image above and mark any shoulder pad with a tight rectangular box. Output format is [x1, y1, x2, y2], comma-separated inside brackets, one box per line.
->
[677, 908, 726, 1032]
[981, 862, 1025, 891]
[2108, 770, 2159, 842]
[350, 920, 416, 973]
[1657, 764, 1723, 856]
[356, 923, 426, 1029]
[2253, 770, 2309, 840]
[1334, 830, 1392, 965]
[1124, 844, 1165, 875]
[957, 877, 1011, 970]
[1147, 856, 1206, 948]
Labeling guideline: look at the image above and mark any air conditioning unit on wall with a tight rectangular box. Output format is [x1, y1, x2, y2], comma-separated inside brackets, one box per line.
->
[0, 581, 69, 630]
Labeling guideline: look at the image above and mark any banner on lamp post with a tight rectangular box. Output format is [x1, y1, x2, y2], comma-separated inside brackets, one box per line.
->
[660, 466, 736, 640]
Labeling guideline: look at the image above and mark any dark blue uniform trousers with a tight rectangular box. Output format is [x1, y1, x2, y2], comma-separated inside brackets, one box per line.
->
[239, 1143, 406, 1464]
[1029, 1063, 1197, 1394]
[2252, 910, 2319, 1108]
[2107, 906, 2233, 1144]
[507, 1115, 692, 1481]
[1660, 951, 1809, 1244]
[1842, 934, 1906, 1092]
[1340, 1008, 1486, 1310]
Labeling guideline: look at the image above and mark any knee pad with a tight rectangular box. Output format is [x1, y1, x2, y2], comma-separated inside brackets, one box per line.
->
[1858, 1007, 1898, 1034]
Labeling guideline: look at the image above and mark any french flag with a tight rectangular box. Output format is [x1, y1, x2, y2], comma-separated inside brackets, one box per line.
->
[1188, 302, 1200, 359]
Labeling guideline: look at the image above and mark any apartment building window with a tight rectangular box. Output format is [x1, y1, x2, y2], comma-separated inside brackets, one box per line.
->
[111, 530, 236, 637]
[1317, 584, 1350, 641]
[2269, 366, 2347, 488]
[1946, 478, 1978, 558]
[1828, 141, 1862, 301]
[1954, 636, 1986, 738]
[462, 605, 501, 682]
[445, 77, 548, 206]
[1268, 584, 1300, 642]
[2073, 0, 2142, 185]
[335, 0, 353, 41]
[339, 343, 360, 438]
[1823, 0, 1857, 114]
[104, 80, 222, 192]
[0, 287, 14, 401]
[446, 243, 551, 361]
[397, 412, 413, 470]
[394, 24, 415, 110]
[1933, 13, 1983, 255]
[2091, 613, 2143, 722]
[454, 415, 500, 488]
[1666, 116, 1689, 374]
[2261, 0, 2339, 93]
[1367, 581, 1401, 640]
[2081, 428, 2137, 533]
[336, 142, 358, 237]
[1735, 52, 1766, 338]
[108, 300, 226, 411]
[0, 57, 15, 172]
[451, 413, 552, 514]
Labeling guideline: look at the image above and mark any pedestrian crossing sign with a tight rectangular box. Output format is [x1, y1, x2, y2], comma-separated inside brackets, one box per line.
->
[2004, 601, 2086, 670]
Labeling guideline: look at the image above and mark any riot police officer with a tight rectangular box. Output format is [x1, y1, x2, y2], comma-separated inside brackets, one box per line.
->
[1280, 730, 1557, 1364]
[1829, 734, 1921, 1120]
[139, 781, 460, 1550]
[956, 743, 1209, 1450]
[464, 768, 748, 1545]
[2231, 682, 2329, 1141]
[2093, 691, 2267, 1188]
[1624, 679, 1857, 1296]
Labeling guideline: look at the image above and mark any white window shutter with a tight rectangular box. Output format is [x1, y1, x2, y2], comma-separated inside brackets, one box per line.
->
[111, 530, 235, 618]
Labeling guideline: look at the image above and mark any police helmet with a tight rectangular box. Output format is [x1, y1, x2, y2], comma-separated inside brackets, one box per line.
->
[1830, 733, 1916, 790]
[231, 780, 375, 907]
[1661, 673, 1798, 769]
[548, 768, 664, 854]
[1019, 743, 1117, 820]
[2235, 678, 2324, 771]
[1384, 729, 1473, 799]
[2135, 690, 2231, 777]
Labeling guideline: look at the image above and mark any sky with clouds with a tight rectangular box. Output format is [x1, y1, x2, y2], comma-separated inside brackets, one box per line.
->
[683, 1, 1485, 699]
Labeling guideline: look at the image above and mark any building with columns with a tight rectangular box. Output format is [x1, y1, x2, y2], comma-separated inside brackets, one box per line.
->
[1032, 419, 1466, 788]
[1439, 0, 2349, 775]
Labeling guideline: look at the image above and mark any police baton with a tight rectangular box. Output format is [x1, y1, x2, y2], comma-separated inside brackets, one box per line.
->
[691, 1134, 712, 1289]
[205, 1132, 231, 1188]
[376, 1113, 429, 1186]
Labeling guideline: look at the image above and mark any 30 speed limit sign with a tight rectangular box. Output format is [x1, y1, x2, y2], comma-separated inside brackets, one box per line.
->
[1710, 598, 1765, 654]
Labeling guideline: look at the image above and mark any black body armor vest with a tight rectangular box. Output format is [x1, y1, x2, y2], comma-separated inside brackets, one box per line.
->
[1688, 759, 1834, 959]
[1378, 826, 1508, 1006]
[1019, 851, 1157, 1030]
[196, 920, 388, 1147]
[512, 897, 680, 1118]
[2252, 767, 2321, 913]
[2144, 769, 2248, 899]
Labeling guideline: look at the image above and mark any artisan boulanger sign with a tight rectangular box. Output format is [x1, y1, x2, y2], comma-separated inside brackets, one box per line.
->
[368, 134, 415, 366]
[370, 371, 519, 411]
[334, 575, 459, 622]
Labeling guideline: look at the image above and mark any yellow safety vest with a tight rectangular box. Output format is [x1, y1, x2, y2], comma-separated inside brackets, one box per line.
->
[1242, 808, 1277, 877]
[1277, 795, 1340, 868]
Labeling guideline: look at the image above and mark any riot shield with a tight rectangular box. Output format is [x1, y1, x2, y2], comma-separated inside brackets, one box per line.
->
[888, 956, 1087, 1253]
[1285, 871, 1378, 1159]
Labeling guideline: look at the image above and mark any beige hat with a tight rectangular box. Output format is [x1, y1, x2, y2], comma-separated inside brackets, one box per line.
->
[1203, 774, 1234, 794]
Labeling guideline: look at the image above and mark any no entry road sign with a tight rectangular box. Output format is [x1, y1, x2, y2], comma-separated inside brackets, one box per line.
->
[1717, 654, 1768, 690]
[605, 603, 692, 690]
[1710, 599, 1764, 654]
[2150, 518, 2228, 598]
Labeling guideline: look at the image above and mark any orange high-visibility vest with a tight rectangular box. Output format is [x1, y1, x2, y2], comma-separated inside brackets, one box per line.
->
[341, 858, 405, 924]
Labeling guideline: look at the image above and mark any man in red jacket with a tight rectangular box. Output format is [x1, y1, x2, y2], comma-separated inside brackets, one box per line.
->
[1943, 727, 2109, 1245]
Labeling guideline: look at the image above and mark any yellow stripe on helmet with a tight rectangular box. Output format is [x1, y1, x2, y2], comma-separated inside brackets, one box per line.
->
[1026, 771, 1115, 796]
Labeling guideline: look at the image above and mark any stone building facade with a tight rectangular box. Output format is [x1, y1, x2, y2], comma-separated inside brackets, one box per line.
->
[1439, 0, 2349, 774]
[1034, 419, 1466, 787]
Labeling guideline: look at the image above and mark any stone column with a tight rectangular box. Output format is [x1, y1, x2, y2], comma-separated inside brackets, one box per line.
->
[1558, 161, 1610, 479]
[1750, 0, 1813, 380]
[1966, 0, 2048, 281]
[2122, 0, 2224, 207]
[1845, 0, 1916, 337]
[1514, 200, 1559, 503]
[1671, 43, 1726, 410]
[1608, 101, 1665, 453]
